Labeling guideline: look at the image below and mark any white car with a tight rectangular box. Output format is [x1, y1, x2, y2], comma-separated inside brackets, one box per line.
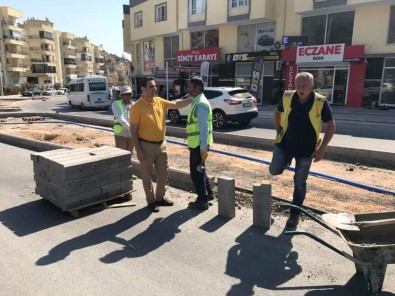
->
[56, 88, 68, 95]
[167, 87, 258, 129]
[41, 88, 57, 96]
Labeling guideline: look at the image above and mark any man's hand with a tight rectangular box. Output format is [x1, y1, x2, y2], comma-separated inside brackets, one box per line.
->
[312, 146, 326, 162]
[201, 151, 208, 161]
[136, 149, 145, 162]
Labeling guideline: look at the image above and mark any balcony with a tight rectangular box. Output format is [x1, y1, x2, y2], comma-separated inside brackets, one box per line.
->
[5, 51, 28, 59]
[6, 64, 28, 72]
[3, 35, 25, 45]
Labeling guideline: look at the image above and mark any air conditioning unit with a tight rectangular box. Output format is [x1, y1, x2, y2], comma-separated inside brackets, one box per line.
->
[273, 41, 284, 50]
[151, 66, 158, 74]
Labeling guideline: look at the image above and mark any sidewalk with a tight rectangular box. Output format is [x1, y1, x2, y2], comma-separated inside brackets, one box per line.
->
[0, 142, 394, 295]
[258, 105, 395, 125]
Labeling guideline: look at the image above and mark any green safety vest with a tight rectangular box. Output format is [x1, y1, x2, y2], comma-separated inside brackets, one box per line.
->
[275, 90, 326, 147]
[186, 94, 213, 148]
[113, 100, 127, 135]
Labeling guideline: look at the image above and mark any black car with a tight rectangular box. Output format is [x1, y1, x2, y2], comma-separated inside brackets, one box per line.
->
[21, 88, 41, 97]
[257, 34, 275, 46]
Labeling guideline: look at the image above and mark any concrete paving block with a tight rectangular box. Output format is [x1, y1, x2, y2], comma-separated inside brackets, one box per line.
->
[218, 177, 236, 219]
[102, 180, 132, 194]
[253, 183, 272, 228]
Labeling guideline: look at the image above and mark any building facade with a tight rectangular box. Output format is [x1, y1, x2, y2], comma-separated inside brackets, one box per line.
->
[0, 6, 112, 89]
[123, 0, 395, 107]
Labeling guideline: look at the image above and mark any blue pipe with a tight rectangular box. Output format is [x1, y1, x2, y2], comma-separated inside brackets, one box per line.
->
[1, 120, 394, 196]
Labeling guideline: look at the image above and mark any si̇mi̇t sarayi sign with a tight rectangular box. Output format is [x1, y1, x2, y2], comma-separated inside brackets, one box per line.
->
[296, 44, 345, 63]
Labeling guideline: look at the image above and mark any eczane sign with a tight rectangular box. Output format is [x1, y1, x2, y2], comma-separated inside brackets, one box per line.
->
[296, 44, 345, 63]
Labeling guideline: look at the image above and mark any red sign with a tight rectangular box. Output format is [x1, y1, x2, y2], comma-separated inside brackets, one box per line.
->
[285, 61, 296, 90]
[174, 66, 200, 73]
[176, 48, 221, 64]
[296, 44, 345, 63]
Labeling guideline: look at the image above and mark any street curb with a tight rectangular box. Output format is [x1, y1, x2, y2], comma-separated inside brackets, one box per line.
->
[0, 112, 394, 169]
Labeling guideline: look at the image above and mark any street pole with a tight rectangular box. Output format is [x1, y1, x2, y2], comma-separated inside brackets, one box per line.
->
[166, 61, 169, 100]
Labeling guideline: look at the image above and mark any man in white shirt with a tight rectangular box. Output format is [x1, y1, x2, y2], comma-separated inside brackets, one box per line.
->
[112, 86, 134, 154]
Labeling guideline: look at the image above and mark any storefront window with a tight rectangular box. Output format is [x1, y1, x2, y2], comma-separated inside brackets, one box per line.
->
[302, 11, 354, 46]
[236, 62, 252, 89]
[363, 58, 384, 106]
[388, 6, 395, 44]
[381, 58, 395, 105]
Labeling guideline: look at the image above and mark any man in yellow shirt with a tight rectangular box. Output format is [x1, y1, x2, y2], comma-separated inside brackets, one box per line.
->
[130, 77, 192, 212]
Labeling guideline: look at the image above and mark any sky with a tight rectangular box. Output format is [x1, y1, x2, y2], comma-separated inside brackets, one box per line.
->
[2, 0, 131, 60]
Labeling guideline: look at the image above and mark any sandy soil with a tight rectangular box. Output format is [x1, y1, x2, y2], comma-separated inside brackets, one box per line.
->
[0, 116, 394, 214]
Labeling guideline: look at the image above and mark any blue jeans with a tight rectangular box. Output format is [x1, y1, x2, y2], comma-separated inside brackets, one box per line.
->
[269, 146, 313, 214]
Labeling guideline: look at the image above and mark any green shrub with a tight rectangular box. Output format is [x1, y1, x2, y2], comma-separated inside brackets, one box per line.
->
[3, 85, 22, 96]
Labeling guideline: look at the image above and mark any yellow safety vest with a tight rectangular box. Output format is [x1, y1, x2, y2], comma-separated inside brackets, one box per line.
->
[275, 90, 326, 147]
[186, 94, 213, 148]
[113, 100, 127, 135]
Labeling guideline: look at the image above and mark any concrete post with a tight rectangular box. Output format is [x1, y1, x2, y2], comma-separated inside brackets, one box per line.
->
[253, 183, 272, 228]
[218, 176, 235, 218]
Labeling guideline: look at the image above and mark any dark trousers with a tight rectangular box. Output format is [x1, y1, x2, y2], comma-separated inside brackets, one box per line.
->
[189, 146, 212, 203]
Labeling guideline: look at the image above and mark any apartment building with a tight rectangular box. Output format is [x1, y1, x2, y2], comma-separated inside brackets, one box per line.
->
[1, 6, 111, 89]
[123, 0, 395, 107]
[0, 7, 27, 87]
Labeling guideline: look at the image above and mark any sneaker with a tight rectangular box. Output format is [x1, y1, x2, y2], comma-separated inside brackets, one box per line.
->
[188, 200, 209, 210]
[157, 197, 174, 206]
[286, 213, 300, 228]
[147, 202, 159, 212]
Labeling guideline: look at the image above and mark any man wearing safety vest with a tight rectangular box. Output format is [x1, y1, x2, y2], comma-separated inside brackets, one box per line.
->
[186, 77, 214, 210]
[112, 85, 134, 154]
[269, 72, 336, 227]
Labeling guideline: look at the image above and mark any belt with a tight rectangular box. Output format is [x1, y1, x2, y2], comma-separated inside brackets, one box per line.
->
[139, 138, 164, 145]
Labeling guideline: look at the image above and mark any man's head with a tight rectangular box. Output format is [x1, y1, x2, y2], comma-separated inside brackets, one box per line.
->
[120, 85, 133, 104]
[141, 76, 157, 100]
[295, 72, 314, 101]
[187, 76, 204, 97]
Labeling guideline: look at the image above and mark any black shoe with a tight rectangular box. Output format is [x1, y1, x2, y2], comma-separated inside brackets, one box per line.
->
[188, 200, 209, 210]
[207, 193, 216, 201]
[157, 197, 174, 206]
[147, 202, 159, 212]
[286, 213, 299, 228]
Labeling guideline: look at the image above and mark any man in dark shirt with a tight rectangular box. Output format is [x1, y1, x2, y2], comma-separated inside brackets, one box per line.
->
[269, 72, 336, 228]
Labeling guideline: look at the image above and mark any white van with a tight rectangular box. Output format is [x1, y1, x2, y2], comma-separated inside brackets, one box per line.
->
[67, 75, 111, 109]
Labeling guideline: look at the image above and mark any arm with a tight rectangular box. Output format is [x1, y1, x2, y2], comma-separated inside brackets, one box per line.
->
[167, 97, 193, 109]
[313, 119, 336, 162]
[197, 104, 209, 154]
[112, 102, 130, 129]
[274, 107, 283, 135]
[130, 122, 145, 161]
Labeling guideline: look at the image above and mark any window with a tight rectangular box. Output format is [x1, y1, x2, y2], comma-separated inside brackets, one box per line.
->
[230, 0, 248, 8]
[190, 0, 205, 15]
[81, 54, 92, 61]
[388, 6, 395, 44]
[39, 31, 54, 40]
[89, 82, 106, 91]
[191, 29, 219, 49]
[155, 3, 167, 22]
[302, 11, 354, 46]
[164, 36, 179, 67]
[134, 11, 143, 28]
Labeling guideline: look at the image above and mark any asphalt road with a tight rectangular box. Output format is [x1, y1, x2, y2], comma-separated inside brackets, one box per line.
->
[11, 95, 395, 141]
[1, 142, 394, 296]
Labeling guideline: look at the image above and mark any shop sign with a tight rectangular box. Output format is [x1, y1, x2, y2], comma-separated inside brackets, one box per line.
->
[287, 64, 295, 90]
[155, 70, 179, 79]
[296, 44, 345, 63]
[176, 48, 220, 63]
[249, 57, 263, 98]
[225, 51, 279, 63]
[173, 66, 200, 73]
[343, 57, 364, 63]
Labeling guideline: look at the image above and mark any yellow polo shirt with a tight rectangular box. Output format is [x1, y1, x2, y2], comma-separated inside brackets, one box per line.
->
[130, 96, 174, 141]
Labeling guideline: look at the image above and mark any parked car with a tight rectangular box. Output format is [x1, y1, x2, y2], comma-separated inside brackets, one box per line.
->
[257, 34, 275, 47]
[41, 88, 57, 96]
[56, 88, 68, 95]
[167, 87, 258, 129]
[21, 88, 41, 97]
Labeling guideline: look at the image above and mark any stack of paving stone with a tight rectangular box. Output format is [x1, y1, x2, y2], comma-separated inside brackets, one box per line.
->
[31, 146, 132, 212]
